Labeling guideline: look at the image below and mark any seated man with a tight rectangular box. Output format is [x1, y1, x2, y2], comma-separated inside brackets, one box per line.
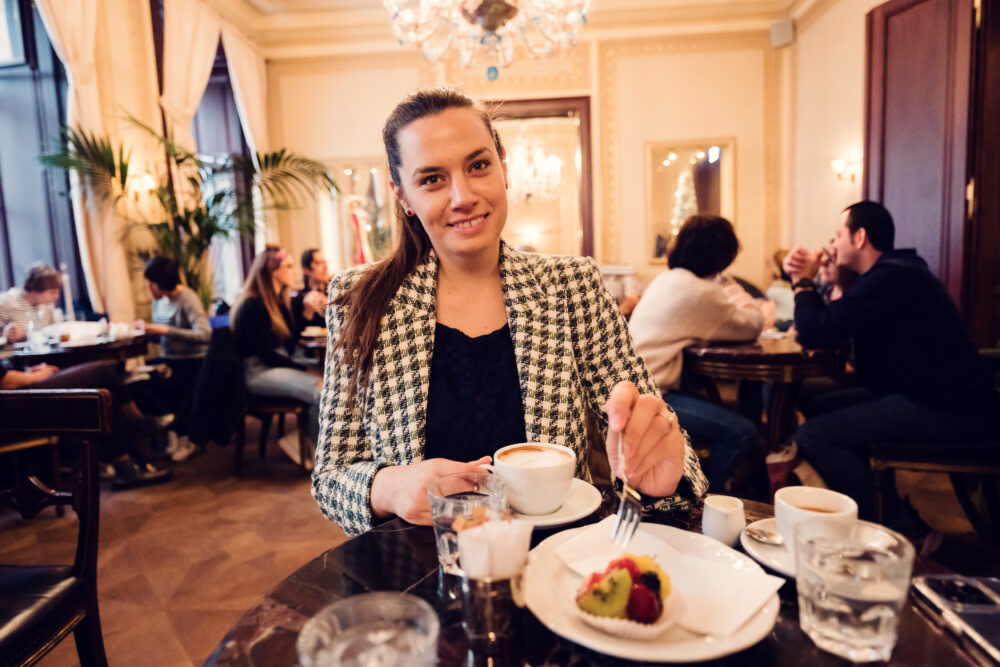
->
[0, 263, 63, 342]
[783, 201, 999, 527]
[290, 248, 331, 334]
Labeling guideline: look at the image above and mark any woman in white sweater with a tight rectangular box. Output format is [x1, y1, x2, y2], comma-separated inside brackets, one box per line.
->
[629, 215, 764, 491]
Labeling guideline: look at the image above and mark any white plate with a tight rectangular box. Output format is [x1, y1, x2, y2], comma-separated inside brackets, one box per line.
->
[301, 326, 327, 338]
[740, 517, 795, 578]
[512, 479, 601, 527]
[524, 523, 780, 662]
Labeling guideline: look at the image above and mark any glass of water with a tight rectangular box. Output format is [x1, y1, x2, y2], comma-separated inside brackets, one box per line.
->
[427, 471, 507, 575]
[297, 592, 439, 667]
[795, 519, 915, 662]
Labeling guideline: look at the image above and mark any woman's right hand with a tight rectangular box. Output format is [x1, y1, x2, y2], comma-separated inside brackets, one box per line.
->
[370, 456, 492, 525]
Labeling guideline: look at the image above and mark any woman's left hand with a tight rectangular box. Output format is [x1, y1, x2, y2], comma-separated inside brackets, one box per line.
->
[604, 381, 686, 498]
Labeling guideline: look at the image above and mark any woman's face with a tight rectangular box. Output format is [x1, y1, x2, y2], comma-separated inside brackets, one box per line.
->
[391, 107, 508, 266]
[272, 256, 295, 289]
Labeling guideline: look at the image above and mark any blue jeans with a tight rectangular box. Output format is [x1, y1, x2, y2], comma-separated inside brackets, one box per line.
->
[663, 392, 758, 493]
[794, 394, 1000, 521]
[244, 357, 321, 444]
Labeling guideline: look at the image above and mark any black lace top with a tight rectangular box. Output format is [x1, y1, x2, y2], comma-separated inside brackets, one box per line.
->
[424, 322, 527, 462]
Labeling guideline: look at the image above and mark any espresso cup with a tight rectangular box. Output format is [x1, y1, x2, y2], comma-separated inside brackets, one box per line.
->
[774, 486, 857, 556]
[488, 443, 576, 515]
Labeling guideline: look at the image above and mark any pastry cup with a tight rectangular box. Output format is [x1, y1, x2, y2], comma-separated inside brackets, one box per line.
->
[571, 591, 683, 640]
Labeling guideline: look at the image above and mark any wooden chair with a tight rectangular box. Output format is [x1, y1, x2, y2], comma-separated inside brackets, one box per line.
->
[0, 436, 62, 517]
[233, 395, 310, 475]
[0, 389, 112, 667]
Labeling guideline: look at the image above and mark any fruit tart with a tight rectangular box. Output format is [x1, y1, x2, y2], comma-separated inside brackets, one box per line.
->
[572, 554, 680, 639]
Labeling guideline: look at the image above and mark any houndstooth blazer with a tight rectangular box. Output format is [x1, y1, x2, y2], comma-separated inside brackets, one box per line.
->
[312, 243, 708, 536]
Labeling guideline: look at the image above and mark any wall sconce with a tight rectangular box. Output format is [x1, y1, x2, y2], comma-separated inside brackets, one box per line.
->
[831, 158, 862, 183]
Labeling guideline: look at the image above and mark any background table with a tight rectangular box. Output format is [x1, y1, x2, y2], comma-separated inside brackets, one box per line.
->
[0, 334, 150, 369]
[205, 488, 973, 666]
[683, 336, 844, 450]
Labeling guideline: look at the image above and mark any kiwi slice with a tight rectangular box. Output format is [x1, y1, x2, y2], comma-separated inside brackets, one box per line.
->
[577, 568, 633, 618]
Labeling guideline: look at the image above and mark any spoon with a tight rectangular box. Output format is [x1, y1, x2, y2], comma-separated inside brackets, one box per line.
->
[745, 525, 784, 546]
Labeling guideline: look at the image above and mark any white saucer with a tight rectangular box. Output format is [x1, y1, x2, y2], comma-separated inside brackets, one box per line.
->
[512, 479, 602, 527]
[739, 517, 795, 578]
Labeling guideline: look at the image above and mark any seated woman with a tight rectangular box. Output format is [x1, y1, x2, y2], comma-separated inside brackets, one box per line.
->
[312, 87, 708, 536]
[231, 247, 320, 466]
[628, 215, 764, 492]
[0, 361, 172, 489]
[0, 263, 63, 342]
[134, 255, 211, 462]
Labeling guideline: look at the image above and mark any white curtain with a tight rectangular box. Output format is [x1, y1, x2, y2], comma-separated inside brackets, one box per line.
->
[36, 0, 135, 321]
[220, 25, 270, 157]
[161, 0, 221, 153]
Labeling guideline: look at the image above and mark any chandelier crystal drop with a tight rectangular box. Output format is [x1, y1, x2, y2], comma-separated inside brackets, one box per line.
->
[382, 0, 592, 68]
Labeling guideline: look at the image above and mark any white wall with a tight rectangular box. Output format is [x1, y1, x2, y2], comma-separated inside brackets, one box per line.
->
[790, 0, 885, 250]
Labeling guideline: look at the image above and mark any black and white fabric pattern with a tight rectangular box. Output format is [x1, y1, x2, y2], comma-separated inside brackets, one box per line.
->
[312, 242, 709, 536]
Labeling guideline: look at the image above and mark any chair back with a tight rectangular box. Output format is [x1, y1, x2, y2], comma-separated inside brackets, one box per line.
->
[0, 389, 111, 581]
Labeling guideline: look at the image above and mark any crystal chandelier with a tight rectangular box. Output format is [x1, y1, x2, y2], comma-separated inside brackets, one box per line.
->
[382, 0, 592, 68]
[506, 139, 563, 202]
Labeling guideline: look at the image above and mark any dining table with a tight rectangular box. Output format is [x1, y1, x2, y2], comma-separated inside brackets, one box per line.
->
[682, 334, 845, 450]
[0, 333, 150, 369]
[204, 486, 975, 666]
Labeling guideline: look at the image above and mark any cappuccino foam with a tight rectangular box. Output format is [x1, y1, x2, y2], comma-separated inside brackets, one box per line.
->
[498, 445, 571, 468]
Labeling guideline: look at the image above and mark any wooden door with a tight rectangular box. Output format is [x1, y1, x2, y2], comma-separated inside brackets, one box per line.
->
[864, 0, 974, 305]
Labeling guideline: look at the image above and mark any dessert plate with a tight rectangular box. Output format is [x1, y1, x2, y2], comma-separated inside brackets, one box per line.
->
[512, 479, 601, 528]
[740, 517, 795, 578]
[524, 523, 779, 662]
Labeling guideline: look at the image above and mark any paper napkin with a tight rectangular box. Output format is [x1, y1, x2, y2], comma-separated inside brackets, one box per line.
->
[554, 516, 783, 637]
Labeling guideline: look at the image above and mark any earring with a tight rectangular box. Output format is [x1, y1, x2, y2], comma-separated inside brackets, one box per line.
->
[405, 209, 414, 217]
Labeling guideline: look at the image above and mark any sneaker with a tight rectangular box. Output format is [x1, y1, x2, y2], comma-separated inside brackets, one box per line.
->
[165, 430, 180, 456]
[99, 463, 116, 480]
[110, 457, 173, 490]
[152, 413, 175, 429]
[170, 437, 199, 462]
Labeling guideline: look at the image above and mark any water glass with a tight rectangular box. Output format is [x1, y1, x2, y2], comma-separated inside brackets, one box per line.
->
[427, 471, 507, 574]
[296, 592, 439, 667]
[795, 519, 915, 662]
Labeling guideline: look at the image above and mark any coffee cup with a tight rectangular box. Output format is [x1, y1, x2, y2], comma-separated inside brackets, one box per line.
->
[774, 486, 857, 556]
[488, 443, 575, 515]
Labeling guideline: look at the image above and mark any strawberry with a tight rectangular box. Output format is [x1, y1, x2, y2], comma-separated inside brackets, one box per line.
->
[577, 571, 603, 598]
[626, 583, 662, 624]
[605, 557, 641, 582]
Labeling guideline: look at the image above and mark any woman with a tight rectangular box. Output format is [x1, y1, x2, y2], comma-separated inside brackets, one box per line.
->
[231, 247, 321, 463]
[313, 88, 707, 536]
[628, 215, 765, 493]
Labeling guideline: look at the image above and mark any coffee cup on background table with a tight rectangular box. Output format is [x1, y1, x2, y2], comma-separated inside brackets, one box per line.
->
[487, 443, 575, 515]
[775, 486, 858, 556]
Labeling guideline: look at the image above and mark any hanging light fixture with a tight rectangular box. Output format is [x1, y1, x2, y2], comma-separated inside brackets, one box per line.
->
[382, 0, 592, 68]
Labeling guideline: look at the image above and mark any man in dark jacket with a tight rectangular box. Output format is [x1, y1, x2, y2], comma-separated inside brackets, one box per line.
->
[783, 201, 999, 522]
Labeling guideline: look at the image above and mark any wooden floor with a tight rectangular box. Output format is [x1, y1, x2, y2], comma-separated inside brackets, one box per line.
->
[0, 422, 347, 667]
[1, 420, 996, 666]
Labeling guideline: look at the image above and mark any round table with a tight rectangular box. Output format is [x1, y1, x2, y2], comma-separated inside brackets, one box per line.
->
[204, 488, 971, 666]
[683, 336, 845, 450]
[0, 334, 150, 369]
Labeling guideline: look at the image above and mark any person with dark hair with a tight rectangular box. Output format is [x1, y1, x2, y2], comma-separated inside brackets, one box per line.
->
[133, 255, 211, 461]
[629, 215, 764, 492]
[312, 87, 707, 536]
[290, 248, 331, 333]
[0, 262, 63, 342]
[782, 201, 999, 530]
[232, 246, 321, 466]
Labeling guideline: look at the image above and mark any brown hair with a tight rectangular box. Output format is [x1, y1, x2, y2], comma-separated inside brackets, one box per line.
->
[23, 263, 63, 293]
[233, 246, 292, 340]
[333, 87, 505, 407]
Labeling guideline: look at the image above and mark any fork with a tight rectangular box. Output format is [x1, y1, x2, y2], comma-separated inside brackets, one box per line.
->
[609, 427, 643, 551]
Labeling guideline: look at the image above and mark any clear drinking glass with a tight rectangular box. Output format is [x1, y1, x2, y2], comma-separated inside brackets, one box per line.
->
[795, 519, 915, 662]
[296, 592, 439, 667]
[427, 471, 507, 574]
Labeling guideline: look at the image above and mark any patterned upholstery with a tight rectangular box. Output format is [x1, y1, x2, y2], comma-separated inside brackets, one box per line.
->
[313, 243, 709, 536]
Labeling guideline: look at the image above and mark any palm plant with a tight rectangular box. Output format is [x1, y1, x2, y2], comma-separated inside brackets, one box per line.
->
[40, 119, 336, 307]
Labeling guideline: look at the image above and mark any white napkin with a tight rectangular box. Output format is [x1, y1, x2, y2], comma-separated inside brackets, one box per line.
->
[555, 516, 783, 637]
[457, 518, 534, 579]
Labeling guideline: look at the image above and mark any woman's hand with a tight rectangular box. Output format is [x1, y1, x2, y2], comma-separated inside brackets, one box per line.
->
[370, 456, 492, 525]
[303, 290, 327, 320]
[143, 322, 169, 335]
[604, 381, 686, 498]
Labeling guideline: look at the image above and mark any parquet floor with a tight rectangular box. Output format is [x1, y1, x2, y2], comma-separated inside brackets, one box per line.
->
[0, 421, 346, 667]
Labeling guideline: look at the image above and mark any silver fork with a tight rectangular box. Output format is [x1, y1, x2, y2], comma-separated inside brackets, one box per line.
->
[609, 427, 643, 551]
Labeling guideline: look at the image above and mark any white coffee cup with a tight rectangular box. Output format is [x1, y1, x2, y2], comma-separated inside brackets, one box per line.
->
[774, 486, 857, 556]
[701, 495, 746, 547]
[488, 443, 576, 515]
